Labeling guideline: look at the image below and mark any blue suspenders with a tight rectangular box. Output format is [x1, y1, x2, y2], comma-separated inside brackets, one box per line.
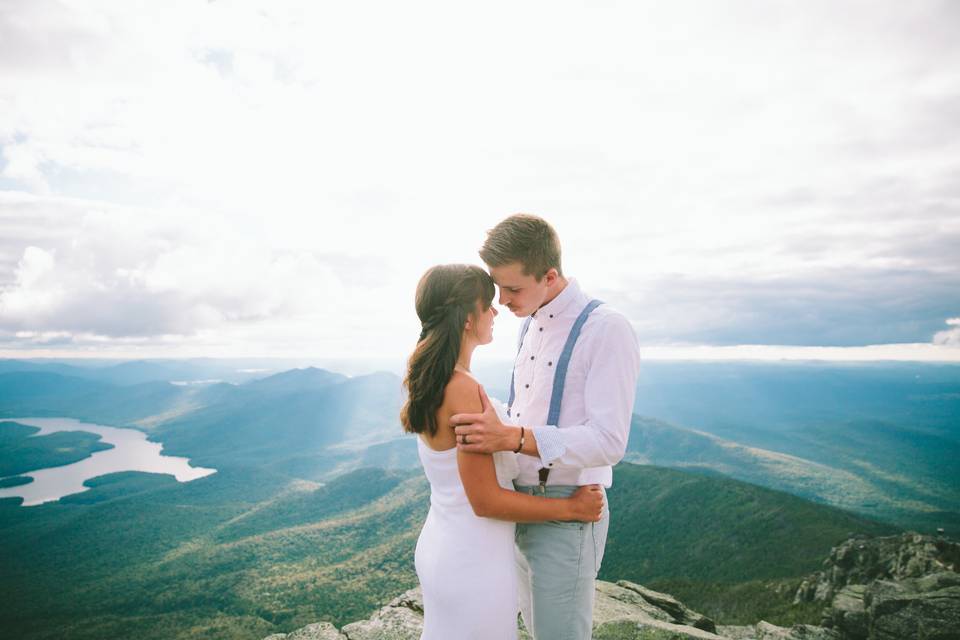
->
[506, 298, 604, 429]
[547, 298, 603, 425]
[508, 298, 603, 489]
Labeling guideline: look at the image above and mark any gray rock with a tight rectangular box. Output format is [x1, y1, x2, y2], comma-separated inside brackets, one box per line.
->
[287, 622, 345, 639]
[796, 531, 960, 639]
[340, 606, 423, 640]
[865, 571, 960, 640]
[716, 623, 842, 640]
[821, 571, 960, 639]
[591, 618, 725, 639]
[381, 589, 423, 615]
[590, 580, 723, 639]
[753, 620, 842, 639]
[264, 581, 729, 640]
[716, 625, 761, 639]
[613, 580, 717, 632]
[266, 561, 958, 640]
[794, 532, 960, 607]
[593, 580, 681, 625]
[822, 584, 869, 638]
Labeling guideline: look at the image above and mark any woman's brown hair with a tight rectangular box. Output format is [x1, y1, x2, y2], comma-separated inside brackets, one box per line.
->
[400, 264, 495, 437]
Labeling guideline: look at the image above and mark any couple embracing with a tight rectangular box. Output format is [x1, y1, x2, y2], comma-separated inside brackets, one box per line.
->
[400, 214, 641, 639]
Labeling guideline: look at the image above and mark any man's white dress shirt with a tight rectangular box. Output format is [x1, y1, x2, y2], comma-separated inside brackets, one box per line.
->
[510, 277, 641, 488]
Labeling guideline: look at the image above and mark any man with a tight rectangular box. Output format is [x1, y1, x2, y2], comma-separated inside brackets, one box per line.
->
[451, 213, 642, 640]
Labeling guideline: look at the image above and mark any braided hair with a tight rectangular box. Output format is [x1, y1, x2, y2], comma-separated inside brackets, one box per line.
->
[400, 264, 495, 437]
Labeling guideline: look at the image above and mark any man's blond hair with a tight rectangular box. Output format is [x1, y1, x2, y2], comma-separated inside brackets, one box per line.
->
[479, 213, 563, 280]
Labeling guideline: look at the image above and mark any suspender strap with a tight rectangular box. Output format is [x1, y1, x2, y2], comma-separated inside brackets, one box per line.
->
[546, 298, 603, 426]
[502, 298, 605, 487]
[507, 315, 533, 416]
[540, 298, 602, 487]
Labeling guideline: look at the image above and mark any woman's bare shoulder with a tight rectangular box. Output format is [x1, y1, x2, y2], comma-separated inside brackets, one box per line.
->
[442, 371, 483, 414]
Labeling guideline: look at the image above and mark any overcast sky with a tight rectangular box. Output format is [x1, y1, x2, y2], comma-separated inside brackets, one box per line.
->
[1, 0, 958, 362]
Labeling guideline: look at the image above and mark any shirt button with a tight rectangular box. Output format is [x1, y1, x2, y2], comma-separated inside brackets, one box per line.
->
[530, 356, 535, 360]
[525, 384, 530, 388]
[539, 327, 543, 332]
[548, 361, 553, 366]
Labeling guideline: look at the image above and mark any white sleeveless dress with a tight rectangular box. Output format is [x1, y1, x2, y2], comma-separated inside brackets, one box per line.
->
[414, 397, 521, 639]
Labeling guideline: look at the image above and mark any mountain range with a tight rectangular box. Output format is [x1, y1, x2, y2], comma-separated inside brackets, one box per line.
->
[2, 359, 956, 533]
[0, 358, 957, 639]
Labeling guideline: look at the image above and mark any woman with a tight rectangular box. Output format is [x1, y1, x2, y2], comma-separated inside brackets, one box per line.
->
[400, 264, 604, 640]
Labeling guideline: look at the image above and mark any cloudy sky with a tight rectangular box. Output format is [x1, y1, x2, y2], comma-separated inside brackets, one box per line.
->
[1, 0, 958, 362]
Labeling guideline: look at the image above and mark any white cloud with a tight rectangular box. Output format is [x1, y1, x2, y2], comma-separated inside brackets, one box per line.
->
[0, 193, 352, 342]
[0, 1, 958, 359]
[933, 318, 960, 347]
[0, 246, 60, 318]
[1, 143, 50, 193]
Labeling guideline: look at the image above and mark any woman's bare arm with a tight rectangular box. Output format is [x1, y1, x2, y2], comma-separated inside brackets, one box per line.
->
[445, 375, 597, 523]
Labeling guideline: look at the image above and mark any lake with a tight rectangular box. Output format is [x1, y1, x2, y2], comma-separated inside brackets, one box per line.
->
[0, 417, 216, 507]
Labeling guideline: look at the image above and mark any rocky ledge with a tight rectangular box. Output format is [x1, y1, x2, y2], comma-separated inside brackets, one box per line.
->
[262, 580, 838, 640]
[263, 532, 960, 640]
[793, 532, 960, 639]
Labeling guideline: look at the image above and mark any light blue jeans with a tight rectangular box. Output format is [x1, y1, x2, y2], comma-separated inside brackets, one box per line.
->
[513, 483, 610, 640]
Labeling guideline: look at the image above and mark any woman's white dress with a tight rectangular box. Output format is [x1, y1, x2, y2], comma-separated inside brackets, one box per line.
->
[414, 397, 521, 640]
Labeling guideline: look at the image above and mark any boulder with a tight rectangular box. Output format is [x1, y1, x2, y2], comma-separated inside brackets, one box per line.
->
[261, 532, 960, 639]
[282, 622, 345, 639]
[822, 584, 869, 638]
[794, 532, 960, 606]
[263, 581, 717, 639]
[752, 621, 841, 639]
[599, 580, 718, 633]
[791, 531, 960, 639]
[868, 571, 960, 639]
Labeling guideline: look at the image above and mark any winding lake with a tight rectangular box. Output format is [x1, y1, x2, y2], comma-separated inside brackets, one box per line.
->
[0, 417, 217, 507]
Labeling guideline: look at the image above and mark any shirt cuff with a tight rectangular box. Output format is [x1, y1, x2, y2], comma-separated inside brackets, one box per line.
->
[531, 425, 566, 467]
